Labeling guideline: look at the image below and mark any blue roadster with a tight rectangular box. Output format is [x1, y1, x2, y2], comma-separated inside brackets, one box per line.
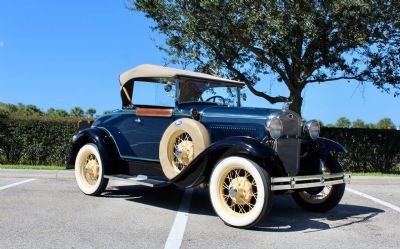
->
[68, 64, 350, 228]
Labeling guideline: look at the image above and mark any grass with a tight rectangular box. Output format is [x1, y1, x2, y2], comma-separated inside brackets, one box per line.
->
[352, 172, 400, 176]
[0, 165, 399, 176]
[0, 164, 65, 170]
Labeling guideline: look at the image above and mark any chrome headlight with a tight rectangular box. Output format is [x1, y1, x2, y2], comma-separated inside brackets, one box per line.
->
[303, 120, 320, 140]
[266, 117, 283, 140]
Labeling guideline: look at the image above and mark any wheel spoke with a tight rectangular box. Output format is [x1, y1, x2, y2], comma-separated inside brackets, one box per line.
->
[238, 204, 246, 213]
[223, 182, 230, 189]
[234, 169, 240, 178]
[220, 168, 257, 215]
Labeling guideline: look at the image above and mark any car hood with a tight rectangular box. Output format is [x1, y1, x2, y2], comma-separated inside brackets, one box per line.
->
[199, 106, 282, 125]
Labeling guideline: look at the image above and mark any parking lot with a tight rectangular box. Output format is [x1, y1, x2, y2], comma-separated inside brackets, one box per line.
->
[0, 169, 399, 249]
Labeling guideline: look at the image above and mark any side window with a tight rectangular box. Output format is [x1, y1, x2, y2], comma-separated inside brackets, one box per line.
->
[132, 81, 176, 107]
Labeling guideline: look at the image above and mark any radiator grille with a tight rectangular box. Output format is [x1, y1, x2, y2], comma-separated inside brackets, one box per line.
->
[276, 111, 301, 176]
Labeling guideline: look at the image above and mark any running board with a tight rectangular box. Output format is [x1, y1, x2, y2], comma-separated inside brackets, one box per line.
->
[105, 174, 169, 188]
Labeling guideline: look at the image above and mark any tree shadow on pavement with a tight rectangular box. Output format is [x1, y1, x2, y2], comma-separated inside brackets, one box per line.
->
[101, 185, 384, 233]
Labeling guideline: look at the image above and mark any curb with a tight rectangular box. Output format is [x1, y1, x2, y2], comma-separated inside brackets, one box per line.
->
[0, 169, 75, 179]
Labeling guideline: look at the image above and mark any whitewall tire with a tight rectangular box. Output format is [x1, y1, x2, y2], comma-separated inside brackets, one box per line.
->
[75, 143, 108, 196]
[209, 156, 272, 228]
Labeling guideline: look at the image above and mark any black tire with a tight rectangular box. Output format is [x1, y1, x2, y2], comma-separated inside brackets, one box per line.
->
[292, 183, 345, 212]
[292, 155, 345, 212]
[209, 156, 272, 228]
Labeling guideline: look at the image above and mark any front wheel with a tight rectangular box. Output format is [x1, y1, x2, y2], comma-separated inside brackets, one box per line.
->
[292, 156, 346, 212]
[291, 184, 345, 212]
[75, 143, 108, 196]
[209, 156, 272, 228]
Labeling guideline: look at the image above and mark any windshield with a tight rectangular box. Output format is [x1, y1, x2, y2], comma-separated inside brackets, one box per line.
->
[178, 78, 241, 107]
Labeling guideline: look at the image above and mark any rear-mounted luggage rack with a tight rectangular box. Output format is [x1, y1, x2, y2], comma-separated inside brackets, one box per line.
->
[271, 172, 351, 191]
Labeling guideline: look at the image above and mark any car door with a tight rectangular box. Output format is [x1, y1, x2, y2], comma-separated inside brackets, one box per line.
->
[126, 106, 174, 160]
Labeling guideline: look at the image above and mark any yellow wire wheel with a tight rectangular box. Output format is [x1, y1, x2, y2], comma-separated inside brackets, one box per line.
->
[75, 143, 108, 195]
[159, 118, 210, 179]
[209, 156, 272, 228]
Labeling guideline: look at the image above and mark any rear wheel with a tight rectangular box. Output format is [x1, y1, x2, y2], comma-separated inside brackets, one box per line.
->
[209, 156, 272, 228]
[75, 143, 108, 196]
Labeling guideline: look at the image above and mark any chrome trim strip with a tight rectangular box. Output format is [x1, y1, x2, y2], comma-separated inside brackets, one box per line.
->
[271, 172, 351, 191]
[121, 156, 160, 163]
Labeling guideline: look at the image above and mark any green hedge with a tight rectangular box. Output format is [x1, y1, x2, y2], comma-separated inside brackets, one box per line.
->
[321, 127, 400, 173]
[0, 115, 78, 166]
[0, 114, 399, 172]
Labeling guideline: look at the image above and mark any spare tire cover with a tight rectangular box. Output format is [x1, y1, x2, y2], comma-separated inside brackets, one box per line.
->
[159, 118, 210, 179]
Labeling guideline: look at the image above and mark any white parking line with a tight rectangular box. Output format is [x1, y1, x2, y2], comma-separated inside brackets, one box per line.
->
[164, 188, 193, 249]
[0, 179, 36, 191]
[346, 187, 400, 213]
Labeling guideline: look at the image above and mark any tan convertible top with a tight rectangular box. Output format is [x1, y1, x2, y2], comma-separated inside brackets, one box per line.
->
[119, 64, 244, 107]
[119, 64, 244, 86]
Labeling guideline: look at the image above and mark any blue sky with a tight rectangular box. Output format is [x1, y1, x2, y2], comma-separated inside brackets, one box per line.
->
[0, 0, 399, 126]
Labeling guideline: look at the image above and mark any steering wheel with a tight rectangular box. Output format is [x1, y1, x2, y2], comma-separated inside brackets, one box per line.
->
[205, 95, 226, 104]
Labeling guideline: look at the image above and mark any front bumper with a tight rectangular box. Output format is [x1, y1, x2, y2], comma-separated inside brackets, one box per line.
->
[271, 172, 351, 191]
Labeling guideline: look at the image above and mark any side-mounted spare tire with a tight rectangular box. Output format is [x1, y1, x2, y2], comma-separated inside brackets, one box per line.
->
[159, 118, 210, 179]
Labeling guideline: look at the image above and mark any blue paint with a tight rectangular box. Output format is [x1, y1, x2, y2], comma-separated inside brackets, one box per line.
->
[93, 103, 284, 161]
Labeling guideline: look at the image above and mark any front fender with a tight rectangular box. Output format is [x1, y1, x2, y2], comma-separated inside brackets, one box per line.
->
[67, 128, 122, 174]
[316, 137, 347, 154]
[171, 136, 282, 188]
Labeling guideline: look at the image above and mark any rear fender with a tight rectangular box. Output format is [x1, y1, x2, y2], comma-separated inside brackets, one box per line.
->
[171, 136, 283, 188]
[67, 128, 122, 174]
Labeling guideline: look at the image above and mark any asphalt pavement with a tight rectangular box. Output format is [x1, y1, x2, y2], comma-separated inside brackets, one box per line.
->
[0, 169, 399, 249]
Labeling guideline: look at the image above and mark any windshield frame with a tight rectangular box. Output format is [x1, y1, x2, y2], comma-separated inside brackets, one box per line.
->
[176, 77, 242, 107]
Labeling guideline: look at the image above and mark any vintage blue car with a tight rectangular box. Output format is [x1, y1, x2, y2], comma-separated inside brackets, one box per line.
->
[68, 64, 350, 228]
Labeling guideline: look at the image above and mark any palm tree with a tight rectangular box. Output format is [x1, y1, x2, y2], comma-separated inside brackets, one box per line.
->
[86, 108, 96, 118]
[70, 107, 84, 117]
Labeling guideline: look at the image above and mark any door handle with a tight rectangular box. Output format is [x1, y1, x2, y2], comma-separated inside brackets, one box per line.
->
[134, 117, 142, 124]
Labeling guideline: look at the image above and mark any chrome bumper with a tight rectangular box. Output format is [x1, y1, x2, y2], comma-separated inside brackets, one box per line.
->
[271, 172, 351, 191]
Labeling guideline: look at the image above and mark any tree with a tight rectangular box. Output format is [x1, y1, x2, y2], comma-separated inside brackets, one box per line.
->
[86, 108, 97, 118]
[48, 108, 69, 117]
[70, 107, 84, 117]
[376, 118, 396, 129]
[21, 104, 43, 116]
[132, 0, 400, 114]
[0, 103, 18, 114]
[103, 110, 112, 115]
[54, 109, 69, 117]
[336, 117, 351, 128]
[352, 119, 366, 128]
[47, 108, 56, 116]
